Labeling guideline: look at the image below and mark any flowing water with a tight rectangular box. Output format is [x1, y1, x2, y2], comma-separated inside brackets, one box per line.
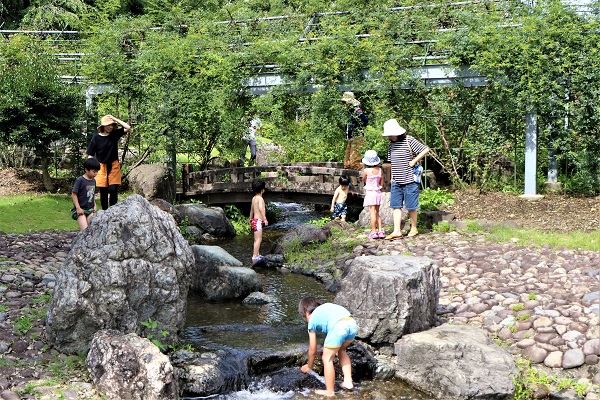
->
[181, 203, 429, 399]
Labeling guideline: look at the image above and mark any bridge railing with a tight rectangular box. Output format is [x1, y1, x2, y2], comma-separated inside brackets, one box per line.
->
[181, 162, 395, 206]
[185, 163, 361, 191]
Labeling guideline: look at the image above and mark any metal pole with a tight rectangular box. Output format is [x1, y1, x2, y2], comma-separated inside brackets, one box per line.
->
[522, 108, 543, 199]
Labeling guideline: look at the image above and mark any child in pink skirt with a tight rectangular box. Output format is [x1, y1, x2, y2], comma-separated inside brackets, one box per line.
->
[362, 150, 384, 239]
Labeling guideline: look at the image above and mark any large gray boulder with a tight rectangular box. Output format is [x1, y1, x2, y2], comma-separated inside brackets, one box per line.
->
[190, 245, 262, 301]
[176, 203, 236, 239]
[86, 330, 178, 400]
[127, 164, 175, 203]
[46, 195, 194, 354]
[334, 255, 439, 345]
[394, 325, 517, 400]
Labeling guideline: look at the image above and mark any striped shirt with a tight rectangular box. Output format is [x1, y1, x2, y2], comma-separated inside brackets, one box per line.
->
[387, 135, 428, 184]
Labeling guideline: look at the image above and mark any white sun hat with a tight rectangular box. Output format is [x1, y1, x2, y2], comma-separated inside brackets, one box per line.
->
[382, 119, 407, 136]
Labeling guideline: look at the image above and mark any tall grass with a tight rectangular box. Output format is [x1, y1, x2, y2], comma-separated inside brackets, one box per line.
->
[0, 194, 81, 232]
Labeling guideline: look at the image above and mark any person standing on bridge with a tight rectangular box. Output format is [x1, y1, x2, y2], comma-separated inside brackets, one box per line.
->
[341, 92, 368, 170]
[383, 118, 429, 239]
[239, 113, 263, 167]
[87, 114, 131, 210]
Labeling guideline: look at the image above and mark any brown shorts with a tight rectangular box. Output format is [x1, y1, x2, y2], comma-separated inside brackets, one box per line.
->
[96, 160, 121, 187]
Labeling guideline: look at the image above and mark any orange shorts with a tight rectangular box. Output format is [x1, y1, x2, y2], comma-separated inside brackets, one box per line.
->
[95, 160, 121, 187]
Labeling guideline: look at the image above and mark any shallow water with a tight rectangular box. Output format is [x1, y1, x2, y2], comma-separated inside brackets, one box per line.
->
[181, 203, 430, 399]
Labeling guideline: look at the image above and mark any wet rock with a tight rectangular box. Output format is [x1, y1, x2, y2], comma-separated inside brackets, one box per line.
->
[171, 350, 230, 397]
[243, 292, 275, 305]
[190, 245, 261, 301]
[175, 203, 235, 238]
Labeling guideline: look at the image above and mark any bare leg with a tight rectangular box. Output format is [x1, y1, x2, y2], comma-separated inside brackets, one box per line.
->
[315, 347, 338, 397]
[375, 205, 382, 232]
[392, 208, 403, 234]
[76, 215, 88, 231]
[409, 209, 418, 232]
[338, 340, 354, 390]
[252, 231, 262, 259]
[369, 206, 377, 232]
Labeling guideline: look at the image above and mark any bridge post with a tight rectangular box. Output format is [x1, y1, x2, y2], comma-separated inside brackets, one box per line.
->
[182, 163, 193, 193]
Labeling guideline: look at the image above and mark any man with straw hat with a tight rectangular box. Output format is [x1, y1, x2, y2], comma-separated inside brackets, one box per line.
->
[87, 114, 131, 210]
[340, 91, 368, 170]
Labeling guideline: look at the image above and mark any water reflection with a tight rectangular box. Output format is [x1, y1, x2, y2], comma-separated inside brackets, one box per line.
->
[183, 267, 335, 351]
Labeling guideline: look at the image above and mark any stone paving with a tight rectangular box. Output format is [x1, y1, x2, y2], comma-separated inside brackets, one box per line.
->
[351, 229, 600, 388]
[0, 228, 599, 399]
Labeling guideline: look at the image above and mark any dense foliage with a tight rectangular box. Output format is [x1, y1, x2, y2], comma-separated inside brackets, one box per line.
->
[0, 35, 85, 191]
[0, 0, 598, 194]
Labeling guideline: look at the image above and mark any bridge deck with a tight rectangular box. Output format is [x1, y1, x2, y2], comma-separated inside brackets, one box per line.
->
[180, 162, 391, 207]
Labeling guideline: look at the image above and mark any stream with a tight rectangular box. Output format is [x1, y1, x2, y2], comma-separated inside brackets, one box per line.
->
[180, 203, 429, 399]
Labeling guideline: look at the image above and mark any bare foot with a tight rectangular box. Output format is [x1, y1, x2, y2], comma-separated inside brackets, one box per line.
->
[314, 389, 336, 397]
[340, 382, 354, 391]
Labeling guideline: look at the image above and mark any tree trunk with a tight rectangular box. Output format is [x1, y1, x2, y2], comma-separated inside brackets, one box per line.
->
[40, 154, 56, 193]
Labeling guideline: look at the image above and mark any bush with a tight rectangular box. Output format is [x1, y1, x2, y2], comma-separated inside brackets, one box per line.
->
[419, 188, 455, 211]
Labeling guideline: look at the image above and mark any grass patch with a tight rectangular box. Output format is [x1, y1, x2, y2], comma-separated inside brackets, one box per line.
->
[486, 225, 600, 252]
[0, 193, 80, 232]
[513, 358, 592, 399]
[432, 221, 455, 233]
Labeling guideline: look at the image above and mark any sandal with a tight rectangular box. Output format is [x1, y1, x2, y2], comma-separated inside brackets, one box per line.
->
[384, 233, 402, 240]
[368, 231, 379, 240]
[339, 382, 354, 391]
[407, 230, 419, 237]
[377, 231, 386, 239]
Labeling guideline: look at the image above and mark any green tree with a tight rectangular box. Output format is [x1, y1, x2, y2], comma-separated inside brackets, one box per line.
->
[19, 0, 90, 30]
[0, 34, 85, 191]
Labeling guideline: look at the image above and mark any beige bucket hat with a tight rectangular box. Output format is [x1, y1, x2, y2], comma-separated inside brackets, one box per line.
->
[341, 91, 360, 106]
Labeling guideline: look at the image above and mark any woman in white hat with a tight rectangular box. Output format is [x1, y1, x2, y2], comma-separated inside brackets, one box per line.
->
[86, 114, 131, 210]
[382, 119, 429, 238]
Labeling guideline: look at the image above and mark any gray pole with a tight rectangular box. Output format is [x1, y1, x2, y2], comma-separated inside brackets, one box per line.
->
[524, 109, 537, 195]
[522, 108, 543, 199]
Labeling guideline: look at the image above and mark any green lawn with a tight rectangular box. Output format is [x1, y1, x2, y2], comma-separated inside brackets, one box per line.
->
[0, 193, 598, 252]
[0, 193, 82, 232]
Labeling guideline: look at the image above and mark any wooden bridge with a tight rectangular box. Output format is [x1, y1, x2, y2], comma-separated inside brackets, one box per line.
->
[179, 162, 392, 207]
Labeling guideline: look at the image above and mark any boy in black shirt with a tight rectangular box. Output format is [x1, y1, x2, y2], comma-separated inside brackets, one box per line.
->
[71, 158, 101, 231]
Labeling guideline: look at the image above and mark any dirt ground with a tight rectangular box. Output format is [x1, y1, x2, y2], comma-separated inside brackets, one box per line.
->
[0, 167, 598, 232]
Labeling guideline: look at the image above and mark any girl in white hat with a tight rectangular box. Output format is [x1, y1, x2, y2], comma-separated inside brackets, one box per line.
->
[362, 150, 384, 239]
